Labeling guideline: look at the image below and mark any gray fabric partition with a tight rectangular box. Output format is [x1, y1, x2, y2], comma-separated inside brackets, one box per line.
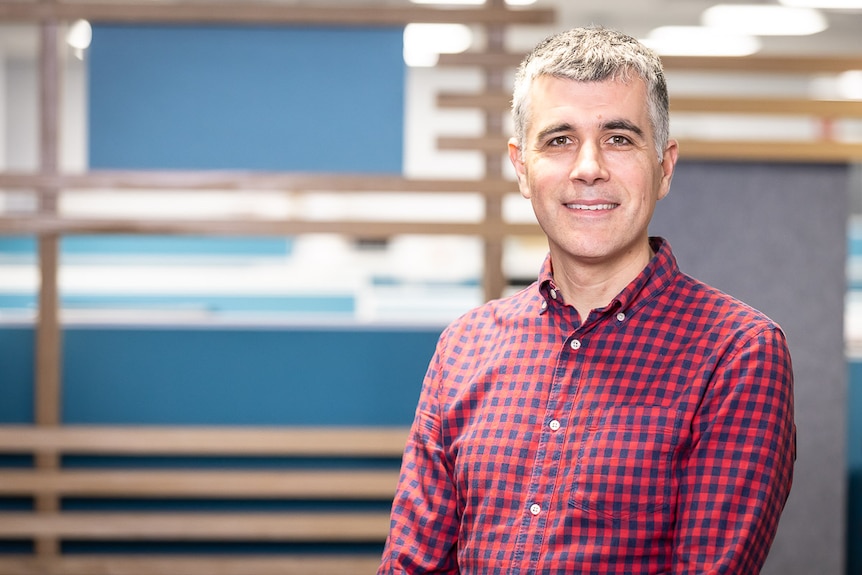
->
[650, 160, 848, 574]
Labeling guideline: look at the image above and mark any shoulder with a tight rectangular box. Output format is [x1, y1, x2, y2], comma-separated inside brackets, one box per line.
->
[666, 272, 787, 351]
[437, 283, 541, 348]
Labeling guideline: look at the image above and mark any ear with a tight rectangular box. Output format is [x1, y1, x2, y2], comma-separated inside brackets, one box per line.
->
[657, 139, 679, 201]
[508, 137, 531, 199]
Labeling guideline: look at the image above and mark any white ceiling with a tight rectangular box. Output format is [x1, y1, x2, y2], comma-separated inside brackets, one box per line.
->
[546, 0, 862, 56]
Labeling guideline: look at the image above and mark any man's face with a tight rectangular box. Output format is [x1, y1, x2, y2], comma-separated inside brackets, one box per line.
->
[509, 75, 678, 273]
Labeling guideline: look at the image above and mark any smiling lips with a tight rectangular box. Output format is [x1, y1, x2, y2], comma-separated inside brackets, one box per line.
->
[565, 202, 620, 211]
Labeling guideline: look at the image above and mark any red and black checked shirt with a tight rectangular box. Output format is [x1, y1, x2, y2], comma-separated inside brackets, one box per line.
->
[379, 237, 796, 574]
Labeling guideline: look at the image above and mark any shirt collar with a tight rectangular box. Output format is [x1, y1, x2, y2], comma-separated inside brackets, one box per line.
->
[537, 237, 679, 316]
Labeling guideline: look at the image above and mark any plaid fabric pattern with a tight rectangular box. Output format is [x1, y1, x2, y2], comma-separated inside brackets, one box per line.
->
[379, 237, 796, 575]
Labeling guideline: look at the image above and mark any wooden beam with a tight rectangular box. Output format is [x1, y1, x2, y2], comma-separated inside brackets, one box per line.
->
[677, 138, 862, 163]
[34, 16, 62, 560]
[0, 511, 391, 541]
[438, 134, 862, 163]
[440, 53, 862, 75]
[439, 92, 862, 119]
[479, 16, 508, 302]
[34, 236, 60, 427]
[438, 52, 523, 69]
[0, 171, 517, 195]
[35, 16, 61, 428]
[671, 97, 862, 118]
[0, 215, 540, 238]
[0, 2, 555, 25]
[661, 54, 862, 74]
[0, 555, 384, 575]
[439, 92, 510, 112]
[439, 135, 506, 154]
[0, 425, 409, 457]
[0, 469, 400, 499]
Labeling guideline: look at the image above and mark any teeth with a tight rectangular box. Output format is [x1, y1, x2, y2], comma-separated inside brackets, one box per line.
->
[567, 203, 618, 211]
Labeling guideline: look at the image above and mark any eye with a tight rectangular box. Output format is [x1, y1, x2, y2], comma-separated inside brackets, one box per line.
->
[607, 134, 632, 146]
[548, 135, 571, 147]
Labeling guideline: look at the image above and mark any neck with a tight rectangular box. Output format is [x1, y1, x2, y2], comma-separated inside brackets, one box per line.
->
[551, 242, 654, 320]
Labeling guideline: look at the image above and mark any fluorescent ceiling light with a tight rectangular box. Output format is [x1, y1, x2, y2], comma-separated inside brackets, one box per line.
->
[703, 4, 827, 35]
[66, 19, 92, 50]
[838, 70, 862, 99]
[403, 23, 473, 67]
[66, 19, 92, 60]
[643, 26, 761, 57]
[409, 0, 536, 4]
[779, 0, 862, 8]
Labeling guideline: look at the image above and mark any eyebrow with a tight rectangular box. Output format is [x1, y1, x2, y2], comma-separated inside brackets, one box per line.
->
[533, 119, 646, 145]
[534, 123, 573, 144]
[602, 119, 645, 138]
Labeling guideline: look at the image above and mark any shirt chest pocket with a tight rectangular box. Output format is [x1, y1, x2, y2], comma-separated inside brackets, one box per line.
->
[568, 405, 682, 521]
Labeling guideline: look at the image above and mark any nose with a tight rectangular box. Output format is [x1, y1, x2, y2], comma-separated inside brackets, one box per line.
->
[569, 142, 609, 185]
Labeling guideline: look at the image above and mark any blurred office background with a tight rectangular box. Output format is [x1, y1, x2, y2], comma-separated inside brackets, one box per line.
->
[1, 0, 861, 573]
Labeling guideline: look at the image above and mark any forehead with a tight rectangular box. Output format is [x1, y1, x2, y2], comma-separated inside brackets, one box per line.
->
[525, 75, 651, 134]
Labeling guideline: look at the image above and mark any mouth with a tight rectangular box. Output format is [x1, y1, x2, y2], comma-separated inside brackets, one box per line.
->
[564, 202, 619, 211]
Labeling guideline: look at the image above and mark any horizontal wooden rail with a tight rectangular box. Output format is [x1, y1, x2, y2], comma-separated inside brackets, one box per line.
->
[0, 425, 409, 456]
[0, 215, 540, 238]
[0, 511, 391, 541]
[0, 469, 400, 499]
[676, 139, 862, 163]
[0, 1, 555, 25]
[0, 171, 517, 194]
[0, 426, 407, 574]
[0, 555, 384, 575]
[438, 92, 862, 119]
[437, 135, 862, 163]
[670, 96, 862, 118]
[661, 54, 862, 74]
[439, 52, 862, 74]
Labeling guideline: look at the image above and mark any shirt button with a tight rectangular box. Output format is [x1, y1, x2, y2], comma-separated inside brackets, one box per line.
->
[570, 339, 581, 350]
[550, 289, 558, 300]
[616, 312, 626, 322]
[549, 419, 561, 431]
[541, 300, 548, 310]
[529, 503, 541, 516]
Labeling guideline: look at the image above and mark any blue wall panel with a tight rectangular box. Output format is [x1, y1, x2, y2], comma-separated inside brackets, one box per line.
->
[88, 25, 405, 172]
[62, 327, 433, 425]
[0, 328, 34, 424]
[1, 326, 438, 426]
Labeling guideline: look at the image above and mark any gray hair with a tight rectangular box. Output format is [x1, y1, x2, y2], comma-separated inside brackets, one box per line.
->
[511, 26, 670, 161]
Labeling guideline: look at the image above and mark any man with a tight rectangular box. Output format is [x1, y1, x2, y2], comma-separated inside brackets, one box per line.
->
[379, 26, 795, 574]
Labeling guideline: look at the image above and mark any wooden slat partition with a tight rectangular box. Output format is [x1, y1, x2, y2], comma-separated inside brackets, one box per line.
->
[0, 214, 539, 238]
[0, 555, 384, 575]
[0, 469, 399, 498]
[439, 51, 862, 74]
[0, 425, 409, 575]
[438, 92, 862, 119]
[0, 426, 409, 455]
[0, 1, 556, 25]
[0, 512, 391, 541]
[437, 52, 862, 163]
[0, 5, 547, 569]
[437, 134, 862, 163]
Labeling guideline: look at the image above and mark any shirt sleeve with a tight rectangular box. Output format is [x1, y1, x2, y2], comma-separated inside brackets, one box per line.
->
[673, 325, 796, 573]
[378, 335, 461, 574]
